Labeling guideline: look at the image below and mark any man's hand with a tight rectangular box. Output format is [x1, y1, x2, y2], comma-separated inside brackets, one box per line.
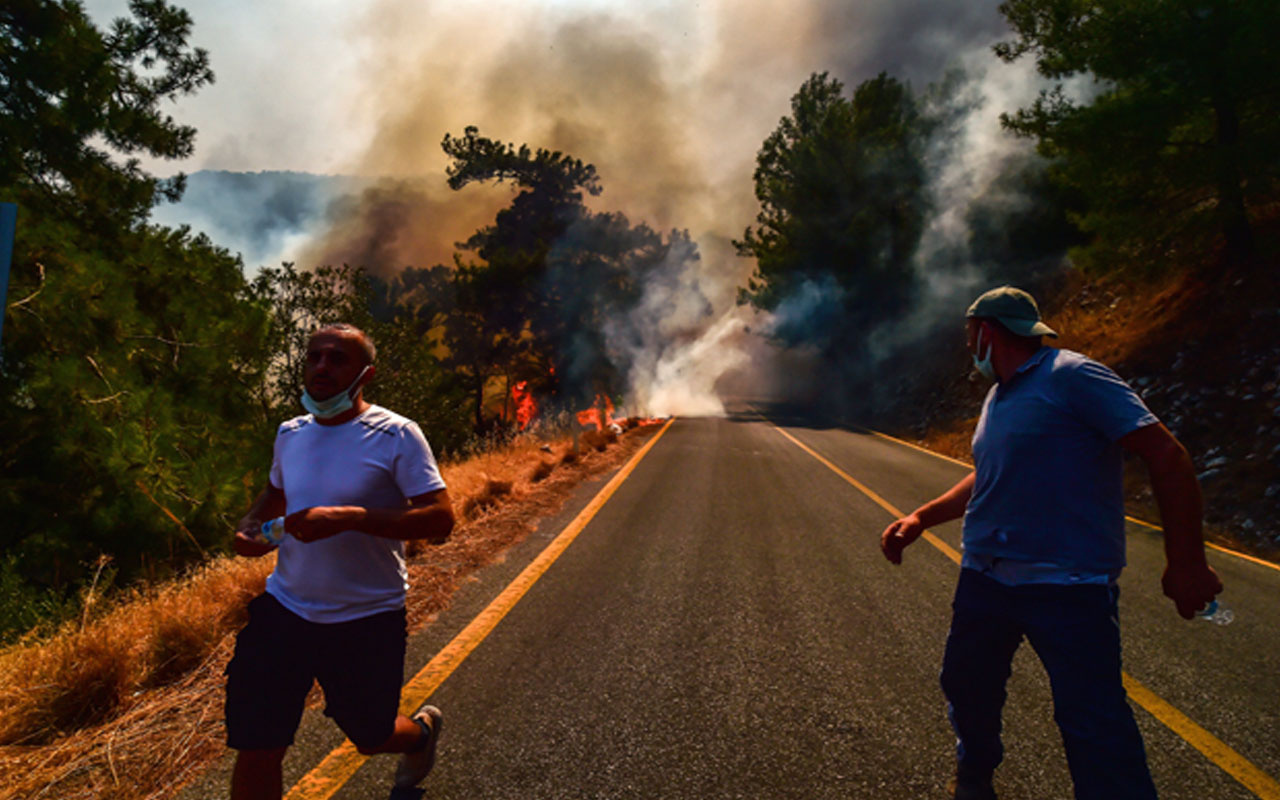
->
[1162, 561, 1223, 619]
[881, 514, 926, 565]
[285, 506, 365, 543]
[233, 528, 276, 557]
[232, 484, 287, 557]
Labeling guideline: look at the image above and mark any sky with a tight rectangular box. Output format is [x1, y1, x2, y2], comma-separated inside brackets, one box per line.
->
[81, 0, 1049, 415]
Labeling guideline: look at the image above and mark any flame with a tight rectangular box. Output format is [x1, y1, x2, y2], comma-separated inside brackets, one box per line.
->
[511, 380, 537, 430]
[576, 395, 616, 431]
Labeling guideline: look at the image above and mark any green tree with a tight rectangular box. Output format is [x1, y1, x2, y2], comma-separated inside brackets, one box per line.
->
[995, 0, 1280, 268]
[249, 262, 474, 458]
[1, 216, 273, 598]
[735, 72, 931, 351]
[0, 1, 272, 627]
[248, 262, 368, 415]
[1, 0, 212, 232]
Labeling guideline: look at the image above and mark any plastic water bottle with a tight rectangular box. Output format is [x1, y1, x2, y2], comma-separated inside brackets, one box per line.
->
[1197, 600, 1234, 625]
[260, 517, 286, 546]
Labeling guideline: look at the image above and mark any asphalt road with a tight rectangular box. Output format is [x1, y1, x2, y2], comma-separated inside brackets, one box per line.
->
[183, 407, 1280, 800]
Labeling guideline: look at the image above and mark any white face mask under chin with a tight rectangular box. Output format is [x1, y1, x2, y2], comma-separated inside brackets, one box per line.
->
[301, 365, 370, 419]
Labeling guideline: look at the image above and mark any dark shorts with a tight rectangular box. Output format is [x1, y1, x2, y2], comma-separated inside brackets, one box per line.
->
[224, 592, 407, 751]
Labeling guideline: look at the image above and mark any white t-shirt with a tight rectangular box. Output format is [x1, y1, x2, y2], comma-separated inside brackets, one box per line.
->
[265, 405, 447, 623]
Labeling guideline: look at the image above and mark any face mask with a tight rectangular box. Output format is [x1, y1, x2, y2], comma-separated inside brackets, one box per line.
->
[972, 327, 996, 382]
[301, 365, 370, 419]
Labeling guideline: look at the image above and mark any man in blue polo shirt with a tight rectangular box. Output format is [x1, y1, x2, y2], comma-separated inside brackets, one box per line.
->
[880, 286, 1222, 800]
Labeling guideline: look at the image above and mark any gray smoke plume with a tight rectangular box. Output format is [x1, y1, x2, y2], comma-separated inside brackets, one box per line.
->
[148, 0, 1077, 416]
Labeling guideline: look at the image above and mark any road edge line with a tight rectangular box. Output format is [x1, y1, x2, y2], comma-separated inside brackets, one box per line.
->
[766, 419, 1280, 800]
[858, 425, 1280, 573]
[285, 418, 676, 800]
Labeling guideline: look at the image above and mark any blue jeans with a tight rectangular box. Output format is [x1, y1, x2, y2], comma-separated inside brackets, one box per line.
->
[940, 568, 1158, 800]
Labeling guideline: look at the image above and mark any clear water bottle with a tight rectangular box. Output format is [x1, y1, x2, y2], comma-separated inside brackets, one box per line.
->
[1197, 600, 1234, 625]
[260, 517, 286, 546]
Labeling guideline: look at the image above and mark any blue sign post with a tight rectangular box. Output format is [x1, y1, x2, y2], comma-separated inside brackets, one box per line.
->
[0, 202, 15, 347]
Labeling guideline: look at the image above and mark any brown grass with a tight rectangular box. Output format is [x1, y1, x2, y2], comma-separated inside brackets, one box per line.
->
[528, 459, 555, 483]
[581, 428, 618, 451]
[0, 423, 660, 799]
[0, 558, 270, 749]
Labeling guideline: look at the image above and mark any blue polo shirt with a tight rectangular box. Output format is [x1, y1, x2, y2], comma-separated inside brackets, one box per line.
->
[963, 347, 1158, 578]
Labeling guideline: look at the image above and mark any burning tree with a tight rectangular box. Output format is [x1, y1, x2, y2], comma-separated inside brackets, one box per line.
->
[441, 126, 695, 427]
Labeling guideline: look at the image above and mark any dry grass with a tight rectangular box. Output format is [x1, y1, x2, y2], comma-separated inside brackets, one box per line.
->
[528, 459, 555, 483]
[0, 424, 660, 799]
[581, 428, 618, 452]
[0, 558, 270, 749]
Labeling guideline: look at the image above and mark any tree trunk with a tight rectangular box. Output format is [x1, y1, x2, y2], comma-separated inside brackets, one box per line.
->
[473, 373, 486, 430]
[1210, 85, 1254, 264]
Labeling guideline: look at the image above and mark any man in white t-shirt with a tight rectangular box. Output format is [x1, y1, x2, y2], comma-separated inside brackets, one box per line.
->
[226, 323, 456, 800]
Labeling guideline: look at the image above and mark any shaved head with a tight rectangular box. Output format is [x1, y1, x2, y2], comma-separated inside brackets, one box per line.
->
[311, 323, 376, 365]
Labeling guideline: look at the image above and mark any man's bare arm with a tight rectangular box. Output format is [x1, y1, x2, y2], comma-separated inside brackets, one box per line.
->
[880, 472, 975, 565]
[1119, 422, 1222, 618]
[285, 488, 455, 545]
[233, 484, 287, 557]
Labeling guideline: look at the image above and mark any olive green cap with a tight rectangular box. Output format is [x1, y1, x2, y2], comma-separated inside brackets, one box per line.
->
[966, 286, 1058, 338]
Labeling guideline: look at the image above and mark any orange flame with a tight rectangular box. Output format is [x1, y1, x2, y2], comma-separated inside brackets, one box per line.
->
[512, 380, 537, 430]
[576, 395, 615, 430]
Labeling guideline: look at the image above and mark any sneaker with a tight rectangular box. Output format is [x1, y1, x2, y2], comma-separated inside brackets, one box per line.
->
[948, 766, 997, 800]
[394, 705, 443, 788]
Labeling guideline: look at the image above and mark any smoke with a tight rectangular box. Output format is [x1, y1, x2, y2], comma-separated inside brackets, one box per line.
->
[150, 0, 1076, 416]
[148, 171, 355, 269]
[863, 47, 1066, 370]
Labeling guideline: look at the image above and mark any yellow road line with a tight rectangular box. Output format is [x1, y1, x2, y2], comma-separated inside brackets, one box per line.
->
[772, 426, 961, 564]
[1123, 674, 1280, 800]
[856, 423, 1280, 573]
[766, 419, 1280, 800]
[1121, 514, 1280, 572]
[859, 426, 974, 469]
[286, 419, 676, 800]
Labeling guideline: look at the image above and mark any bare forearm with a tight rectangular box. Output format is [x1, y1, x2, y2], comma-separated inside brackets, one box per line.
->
[351, 505, 455, 543]
[1149, 451, 1207, 567]
[240, 486, 285, 529]
[912, 472, 975, 529]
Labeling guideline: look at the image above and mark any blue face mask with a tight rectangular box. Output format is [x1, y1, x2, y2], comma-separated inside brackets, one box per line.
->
[301, 365, 370, 419]
[972, 327, 996, 382]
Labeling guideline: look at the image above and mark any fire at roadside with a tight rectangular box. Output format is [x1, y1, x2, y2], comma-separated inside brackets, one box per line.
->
[506, 379, 666, 444]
